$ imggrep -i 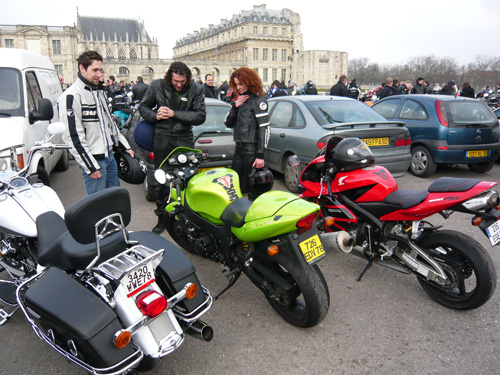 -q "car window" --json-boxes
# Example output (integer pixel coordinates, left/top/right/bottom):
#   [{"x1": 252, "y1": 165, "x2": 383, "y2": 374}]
[
  {"x1": 269, "y1": 101, "x2": 294, "y2": 128},
  {"x1": 294, "y1": 106, "x2": 306, "y2": 128},
  {"x1": 26, "y1": 71, "x2": 43, "y2": 112},
  {"x1": 399, "y1": 99, "x2": 428, "y2": 120},
  {"x1": 305, "y1": 100, "x2": 386, "y2": 125},
  {"x1": 193, "y1": 105, "x2": 232, "y2": 136},
  {"x1": 0, "y1": 68, "x2": 23, "y2": 115},
  {"x1": 372, "y1": 99, "x2": 400, "y2": 119},
  {"x1": 447, "y1": 101, "x2": 497, "y2": 126}
]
